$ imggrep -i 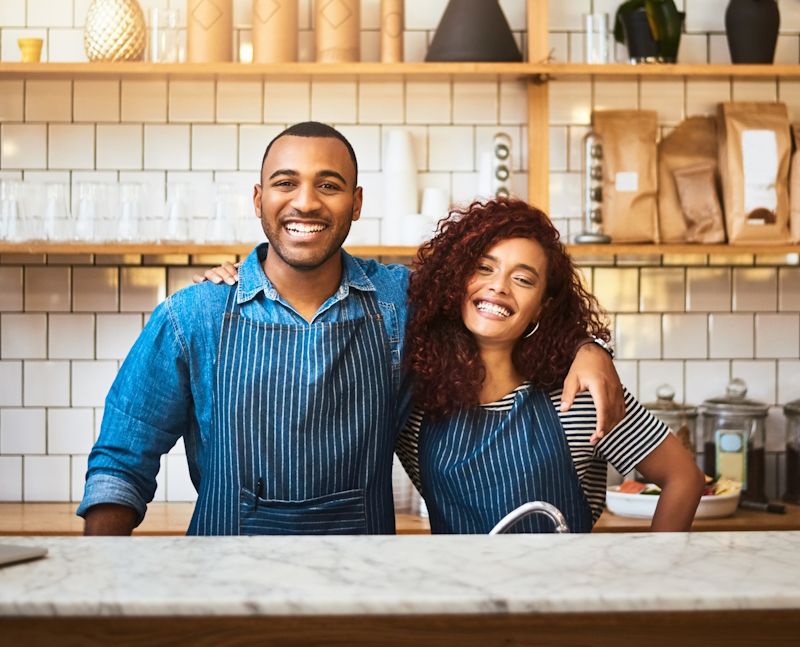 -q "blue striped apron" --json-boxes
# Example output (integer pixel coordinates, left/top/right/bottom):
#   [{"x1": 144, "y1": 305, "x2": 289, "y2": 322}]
[
  {"x1": 418, "y1": 387, "x2": 593, "y2": 534},
  {"x1": 188, "y1": 284, "x2": 397, "y2": 535}
]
